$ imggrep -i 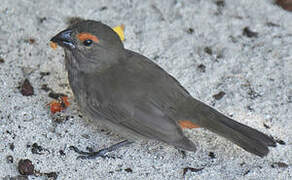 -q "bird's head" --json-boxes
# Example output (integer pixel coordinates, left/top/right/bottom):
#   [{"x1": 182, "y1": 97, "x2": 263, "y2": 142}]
[{"x1": 51, "y1": 20, "x2": 125, "y2": 72}]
